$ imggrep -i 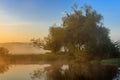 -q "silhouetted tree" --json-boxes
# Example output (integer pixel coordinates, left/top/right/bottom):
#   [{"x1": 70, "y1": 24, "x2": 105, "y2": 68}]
[
  {"x1": 44, "y1": 25, "x2": 64, "y2": 53},
  {"x1": 37, "y1": 5, "x2": 120, "y2": 58},
  {"x1": 31, "y1": 38, "x2": 44, "y2": 48},
  {"x1": 0, "y1": 47, "x2": 9, "y2": 56}
]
